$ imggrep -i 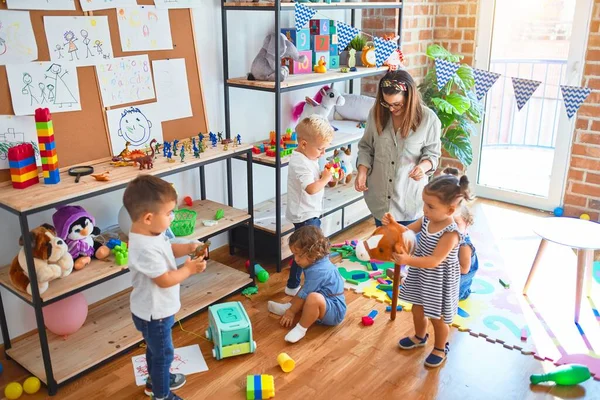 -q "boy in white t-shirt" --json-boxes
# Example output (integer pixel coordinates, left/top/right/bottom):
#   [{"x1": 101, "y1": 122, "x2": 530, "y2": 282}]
[
  {"x1": 123, "y1": 175, "x2": 206, "y2": 400},
  {"x1": 284, "y1": 115, "x2": 334, "y2": 295}
]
